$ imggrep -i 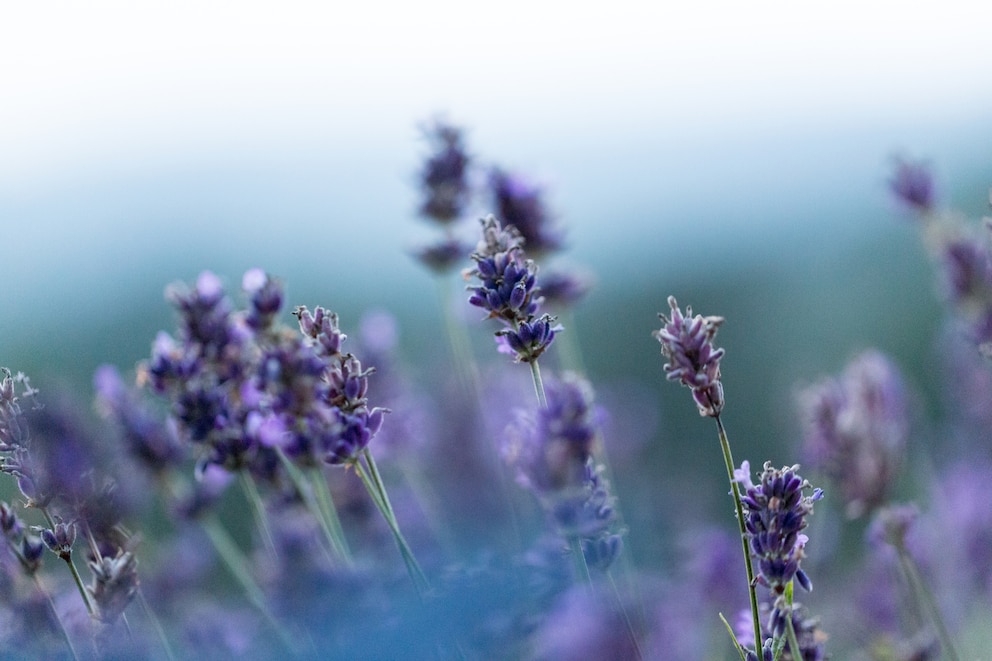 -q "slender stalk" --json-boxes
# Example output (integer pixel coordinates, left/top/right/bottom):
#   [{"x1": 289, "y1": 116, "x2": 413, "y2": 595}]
[
  {"x1": 272, "y1": 446, "x2": 350, "y2": 564},
  {"x1": 607, "y1": 569, "x2": 643, "y2": 661},
  {"x1": 713, "y1": 413, "x2": 763, "y2": 659},
  {"x1": 200, "y1": 514, "x2": 299, "y2": 655},
  {"x1": 529, "y1": 358, "x2": 548, "y2": 408},
  {"x1": 567, "y1": 535, "x2": 592, "y2": 586},
  {"x1": 555, "y1": 308, "x2": 587, "y2": 375},
  {"x1": 307, "y1": 466, "x2": 352, "y2": 562},
  {"x1": 238, "y1": 472, "x2": 277, "y2": 557},
  {"x1": 31, "y1": 573, "x2": 81, "y2": 661},
  {"x1": 437, "y1": 276, "x2": 481, "y2": 392},
  {"x1": 40, "y1": 508, "x2": 95, "y2": 617},
  {"x1": 137, "y1": 587, "x2": 177, "y2": 661},
  {"x1": 784, "y1": 609, "x2": 803, "y2": 661},
  {"x1": 354, "y1": 451, "x2": 429, "y2": 596},
  {"x1": 896, "y1": 544, "x2": 960, "y2": 661}
]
